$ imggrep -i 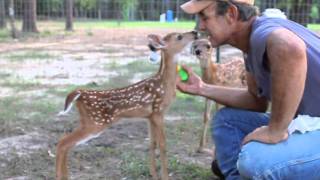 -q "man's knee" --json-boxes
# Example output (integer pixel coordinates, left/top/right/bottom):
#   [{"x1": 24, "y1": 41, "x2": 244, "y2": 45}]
[
  {"x1": 237, "y1": 150, "x2": 256, "y2": 178},
  {"x1": 237, "y1": 142, "x2": 268, "y2": 179},
  {"x1": 212, "y1": 107, "x2": 239, "y2": 128}
]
